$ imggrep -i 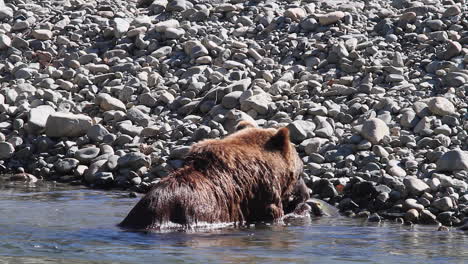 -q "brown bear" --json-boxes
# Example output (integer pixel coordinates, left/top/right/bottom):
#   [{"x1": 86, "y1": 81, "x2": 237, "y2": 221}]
[{"x1": 119, "y1": 121, "x2": 309, "y2": 230}]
